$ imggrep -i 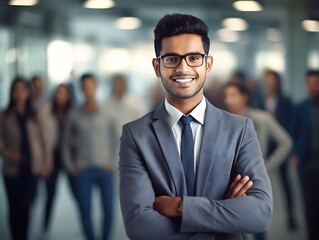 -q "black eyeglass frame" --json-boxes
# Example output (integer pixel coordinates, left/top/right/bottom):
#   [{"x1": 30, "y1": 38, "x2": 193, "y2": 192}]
[{"x1": 157, "y1": 53, "x2": 208, "y2": 68}]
